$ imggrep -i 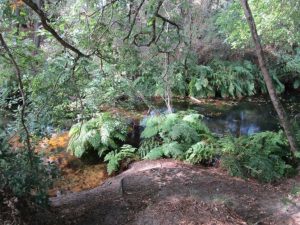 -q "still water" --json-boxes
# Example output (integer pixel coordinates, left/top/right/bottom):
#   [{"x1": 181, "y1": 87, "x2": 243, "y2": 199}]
[{"x1": 138, "y1": 93, "x2": 300, "y2": 138}]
